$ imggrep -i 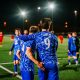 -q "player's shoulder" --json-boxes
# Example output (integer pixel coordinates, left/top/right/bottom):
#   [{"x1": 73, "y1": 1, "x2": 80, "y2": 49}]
[{"x1": 26, "y1": 40, "x2": 34, "y2": 45}]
